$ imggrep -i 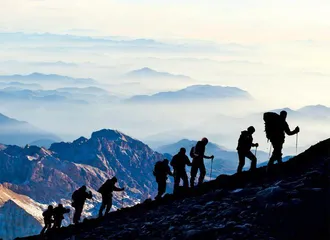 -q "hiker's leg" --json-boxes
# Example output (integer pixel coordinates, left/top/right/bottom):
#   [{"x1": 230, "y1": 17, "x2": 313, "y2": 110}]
[
  {"x1": 190, "y1": 164, "x2": 198, "y2": 187},
  {"x1": 173, "y1": 172, "x2": 180, "y2": 193},
  {"x1": 105, "y1": 197, "x2": 112, "y2": 214},
  {"x1": 272, "y1": 141, "x2": 283, "y2": 164},
  {"x1": 277, "y1": 142, "x2": 284, "y2": 163},
  {"x1": 40, "y1": 223, "x2": 48, "y2": 235},
  {"x1": 182, "y1": 171, "x2": 189, "y2": 188},
  {"x1": 198, "y1": 163, "x2": 206, "y2": 185},
  {"x1": 246, "y1": 151, "x2": 257, "y2": 171},
  {"x1": 267, "y1": 141, "x2": 277, "y2": 167},
  {"x1": 237, "y1": 151, "x2": 246, "y2": 173},
  {"x1": 98, "y1": 195, "x2": 106, "y2": 217}
]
